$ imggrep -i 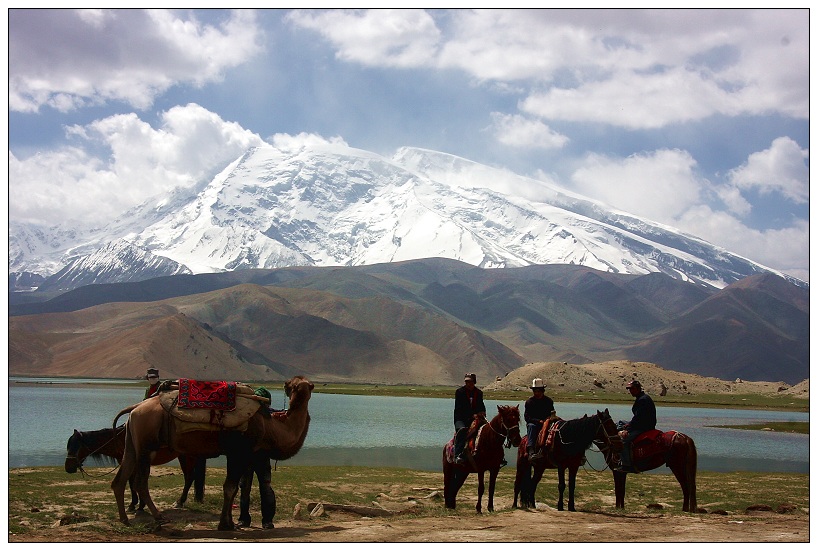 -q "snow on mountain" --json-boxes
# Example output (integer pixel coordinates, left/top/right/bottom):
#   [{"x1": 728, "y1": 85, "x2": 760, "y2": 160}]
[
  {"x1": 9, "y1": 142, "x2": 803, "y2": 293},
  {"x1": 37, "y1": 239, "x2": 191, "y2": 292}
]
